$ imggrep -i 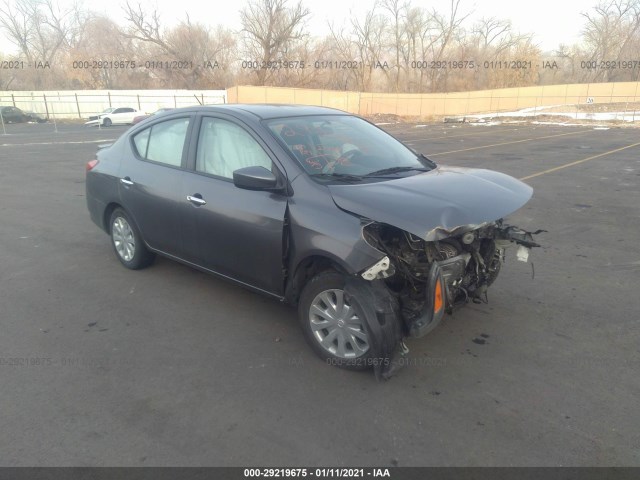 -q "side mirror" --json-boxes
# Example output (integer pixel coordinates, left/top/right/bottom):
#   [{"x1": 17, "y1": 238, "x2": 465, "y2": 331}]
[{"x1": 233, "y1": 166, "x2": 279, "y2": 191}]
